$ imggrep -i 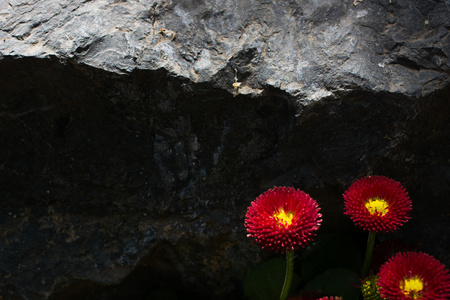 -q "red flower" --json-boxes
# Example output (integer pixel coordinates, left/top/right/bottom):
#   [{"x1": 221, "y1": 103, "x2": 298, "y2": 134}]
[
  {"x1": 377, "y1": 251, "x2": 450, "y2": 300},
  {"x1": 343, "y1": 176, "x2": 412, "y2": 232},
  {"x1": 245, "y1": 186, "x2": 322, "y2": 253},
  {"x1": 371, "y1": 240, "x2": 415, "y2": 274}
]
